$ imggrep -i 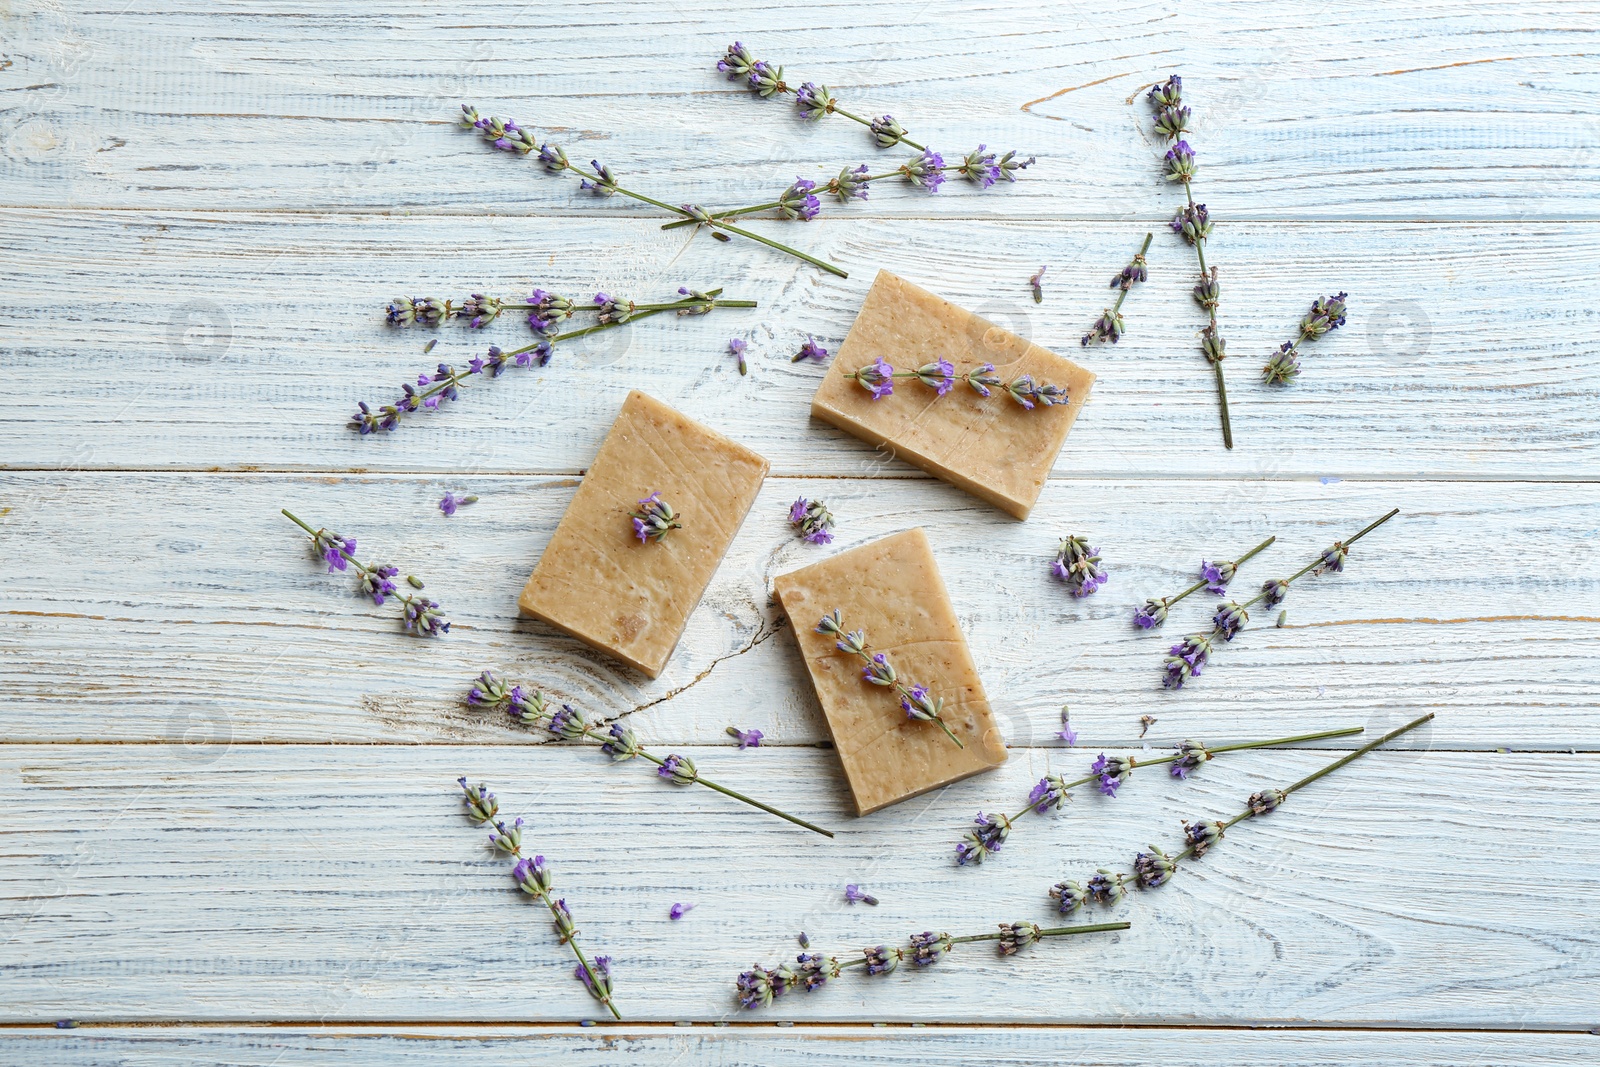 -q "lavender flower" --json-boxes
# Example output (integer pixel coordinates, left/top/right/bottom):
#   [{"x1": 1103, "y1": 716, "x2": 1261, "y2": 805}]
[
  {"x1": 1162, "y1": 632, "x2": 1212, "y2": 689},
  {"x1": 831, "y1": 163, "x2": 871, "y2": 201},
  {"x1": 658, "y1": 753, "x2": 699, "y2": 785},
  {"x1": 788, "y1": 497, "x2": 836, "y2": 544},
  {"x1": 795, "y1": 82, "x2": 834, "y2": 120},
  {"x1": 1029, "y1": 775, "x2": 1071, "y2": 813},
  {"x1": 862, "y1": 945, "x2": 899, "y2": 975},
  {"x1": 819, "y1": 611, "x2": 965, "y2": 748},
  {"x1": 1200, "y1": 559, "x2": 1235, "y2": 594},
  {"x1": 575, "y1": 956, "x2": 614, "y2": 1006},
  {"x1": 1260, "y1": 577, "x2": 1290, "y2": 607},
  {"x1": 1262, "y1": 293, "x2": 1348, "y2": 385},
  {"x1": 844, "y1": 884, "x2": 879, "y2": 906},
  {"x1": 1169, "y1": 739, "x2": 1211, "y2": 779},
  {"x1": 997, "y1": 921, "x2": 1042, "y2": 955},
  {"x1": 670, "y1": 902, "x2": 696, "y2": 920},
  {"x1": 284, "y1": 510, "x2": 448, "y2": 637},
  {"x1": 1135, "y1": 598, "x2": 1169, "y2": 629},
  {"x1": 1183, "y1": 818, "x2": 1225, "y2": 857},
  {"x1": 911, "y1": 358, "x2": 956, "y2": 395},
  {"x1": 1249, "y1": 787, "x2": 1287, "y2": 814},
  {"x1": 726, "y1": 726, "x2": 765, "y2": 749},
  {"x1": 1056, "y1": 706, "x2": 1078, "y2": 745},
  {"x1": 1050, "y1": 879, "x2": 1089, "y2": 915},
  {"x1": 909, "y1": 931, "x2": 952, "y2": 966},
  {"x1": 1030, "y1": 265, "x2": 1047, "y2": 303},
  {"x1": 439, "y1": 492, "x2": 477, "y2": 517},
  {"x1": 1133, "y1": 845, "x2": 1178, "y2": 889},
  {"x1": 458, "y1": 777, "x2": 498, "y2": 823},
  {"x1": 902, "y1": 148, "x2": 946, "y2": 192},
  {"x1": 1087, "y1": 870, "x2": 1128, "y2": 906},
  {"x1": 793, "y1": 336, "x2": 830, "y2": 363},
  {"x1": 735, "y1": 966, "x2": 779, "y2": 1009},
  {"x1": 1212, "y1": 600, "x2": 1249, "y2": 640},
  {"x1": 1050, "y1": 535, "x2": 1106, "y2": 597},
  {"x1": 796, "y1": 952, "x2": 840, "y2": 991},
  {"x1": 1262, "y1": 342, "x2": 1301, "y2": 385},
  {"x1": 1083, "y1": 307, "x2": 1124, "y2": 345},
  {"x1": 1163, "y1": 140, "x2": 1197, "y2": 183},
  {"x1": 849, "y1": 357, "x2": 895, "y2": 399},
  {"x1": 958, "y1": 144, "x2": 1000, "y2": 187},
  {"x1": 1171, "y1": 203, "x2": 1212, "y2": 244},
  {"x1": 777, "y1": 178, "x2": 821, "y2": 221},
  {"x1": 717, "y1": 42, "x2": 756, "y2": 79},
  {"x1": 488, "y1": 816, "x2": 523, "y2": 854},
  {"x1": 956, "y1": 811, "x2": 1011, "y2": 865},
  {"x1": 728, "y1": 337, "x2": 748, "y2": 375},
  {"x1": 870, "y1": 114, "x2": 908, "y2": 148},
  {"x1": 579, "y1": 160, "x2": 619, "y2": 196},
  {"x1": 1091, "y1": 753, "x2": 1133, "y2": 797},
  {"x1": 1006, "y1": 374, "x2": 1069, "y2": 409},
  {"x1": 630, "y1": 491, "x2": 682, "y2": 543},
  {"x1": 1082, "y1": 233, "x2": 1153, "y2": 346},
  {"x1": 600, "y1": 722, "x2": 641, "y2": 761}
]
